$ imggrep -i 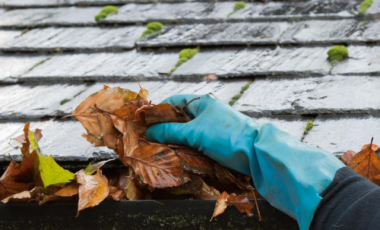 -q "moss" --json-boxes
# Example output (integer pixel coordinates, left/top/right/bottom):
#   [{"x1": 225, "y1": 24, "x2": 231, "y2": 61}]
[
  {"x1": 95, "y1": 5, "x2": 118, "y2": 21},
  {"x1": 169, "y1": 48, "x2": 199, "y2": 75},
  {"x1": 229, "y1": 1, "x2": 246, "y2": 16},
  {"x1": 229, "y1": 81, "x2": 253, "y2": 106},
  {"x1": 141, "y1": 22, "x2": 164, "y2": 38},
  {"x1": 60, "y1": 98, "x2": 71, "y2": 105},
  {"x1": 303, "y1": 121, "x2": 314, "y2": 135},
  {"x1": 28, "y1": 56, "x2": 53, "y2": 71},
  {"x1": 358, "y1": 0, "x2": 373, "y2": 16},
  {"x1": 327, "y1": 45, "x2": 349, "y2": 66}
]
